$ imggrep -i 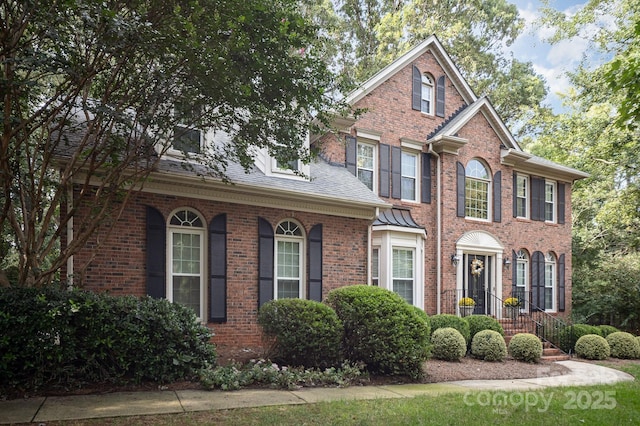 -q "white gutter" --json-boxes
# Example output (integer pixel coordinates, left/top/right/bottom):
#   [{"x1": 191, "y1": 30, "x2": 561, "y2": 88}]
[{"x1": 428, "y1": 143, "x2": 442, "y2": 314}]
